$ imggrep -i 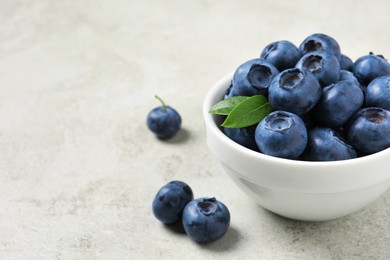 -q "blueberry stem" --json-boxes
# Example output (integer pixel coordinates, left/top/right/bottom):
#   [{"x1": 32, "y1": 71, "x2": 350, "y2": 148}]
[{"x1": 155, "y1": 95, "x2": 167, "y2": 113}]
